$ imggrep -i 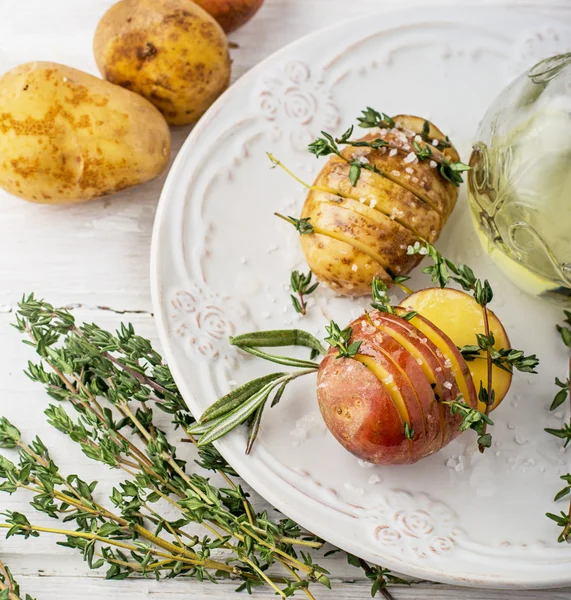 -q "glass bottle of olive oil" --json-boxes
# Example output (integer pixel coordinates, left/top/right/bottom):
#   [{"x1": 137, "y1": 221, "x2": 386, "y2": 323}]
[{"x1": 468, "y1": 54, "x2": 571, "y2": 306}]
